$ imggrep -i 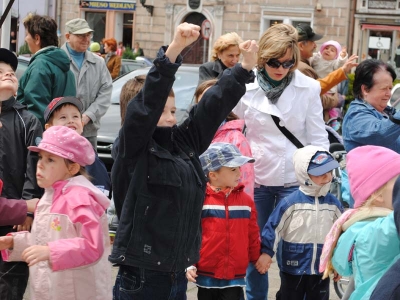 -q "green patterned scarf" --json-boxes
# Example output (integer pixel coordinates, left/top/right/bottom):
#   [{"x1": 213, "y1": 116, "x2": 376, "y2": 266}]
[{"x1": 257, "y1": 69, "x2": 293, "y2": 104}]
